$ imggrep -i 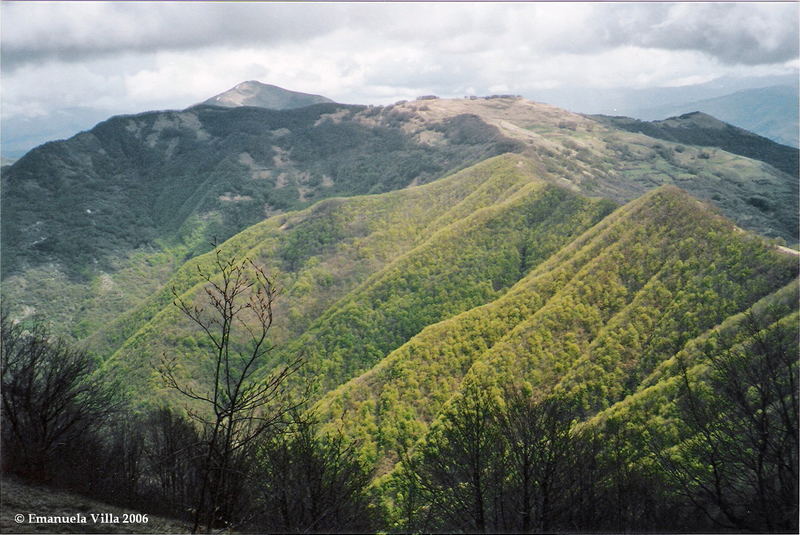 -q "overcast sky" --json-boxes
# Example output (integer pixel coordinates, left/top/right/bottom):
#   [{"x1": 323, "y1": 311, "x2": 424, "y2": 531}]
[{"x1": 2, "y1": 1, "x2": 798, "y2": 122}]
